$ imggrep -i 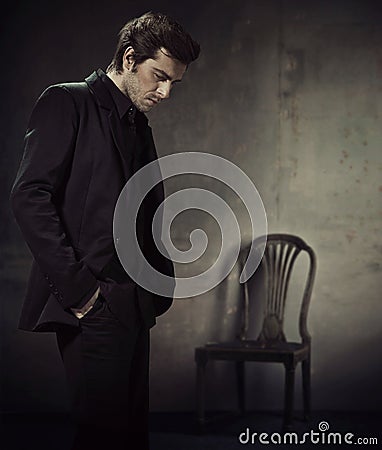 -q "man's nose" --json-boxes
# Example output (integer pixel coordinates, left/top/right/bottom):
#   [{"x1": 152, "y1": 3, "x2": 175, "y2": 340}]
[{"x1": 157, "y1": 81, "x2": 171, "y2": 99}]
